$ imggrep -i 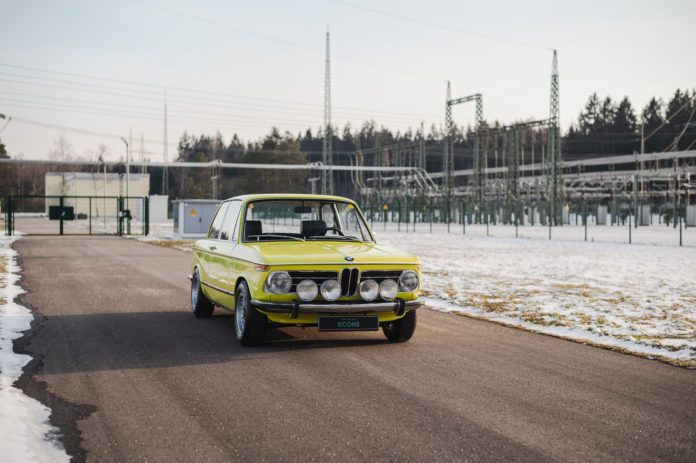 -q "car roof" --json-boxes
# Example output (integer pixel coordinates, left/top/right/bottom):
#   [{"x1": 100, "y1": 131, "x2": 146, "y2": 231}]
[{"x1": 223, "y1": 193, "x2": 357, "y2": 203}]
